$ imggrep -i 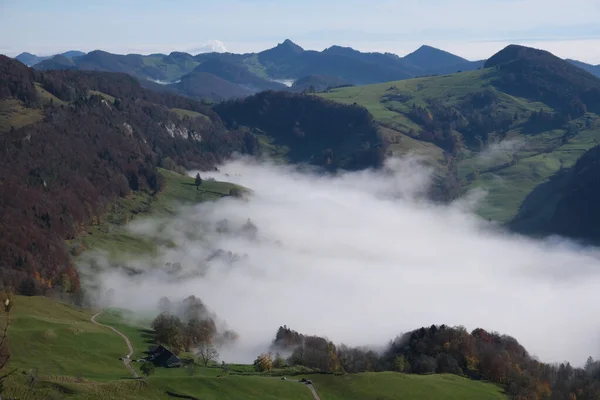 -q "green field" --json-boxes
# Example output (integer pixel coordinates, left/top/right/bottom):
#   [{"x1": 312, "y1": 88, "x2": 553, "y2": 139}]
[
  {"x1": 71, "y1": 168, "x2": 241, "y2": 259},
  {"x1": 320, "y1": 71, "x2": 600, "y2": 222},
  {"x1": 0, "y1": 98, "x2": 44, "y2": 133},
  {"x1": 311, "y1": 372, "x2": 506, "y2": 400},
  {"x1": 170, "y1": 107, "x2": 209, "y2": 120},
  {"x1": 3, "y1": 296, "x2": 507, "y2": 399},
  {"x1": 8, "y1": 296, "x2": 129, "y2": 381}
]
